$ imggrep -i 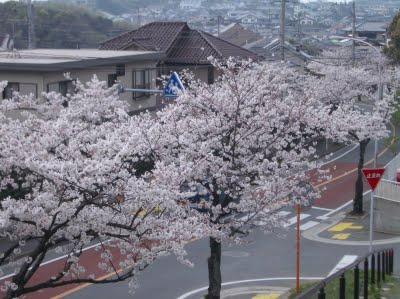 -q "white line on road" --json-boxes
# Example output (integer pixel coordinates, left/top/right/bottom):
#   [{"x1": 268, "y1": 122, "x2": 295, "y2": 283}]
[
  {"x1": 299, "y1": 221, "x2": 320, "y2": 231},
  {"x1": 176, "y1": 277, "x2": 325, "y2": 299},
  {"x1": 328, "y1": 255, "x2": 358, "y2": 276},
  {"x1": 320, "y1": 144, "x2": 358, "y2": 166},
  {"x1": 284, "y1": 214, "x2": 310, "y2": 227},
  {"x1": 276, "y1": 211, "x2": 291, "y2": 217},
  {"x1": 0, "y1": 241, "x2": 106, "y2": 281},
  {"x1": 320, "y1": 190, "x2": 371, "y2": 219},
  {"x1": 311, "y1": 206, "x2": 333, "y2": 212}
]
